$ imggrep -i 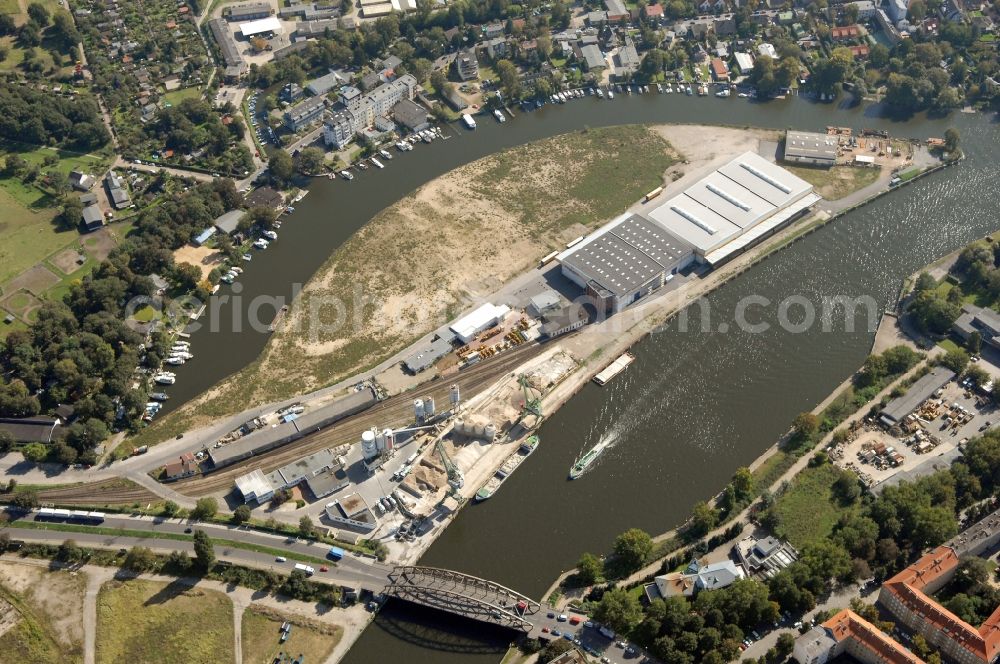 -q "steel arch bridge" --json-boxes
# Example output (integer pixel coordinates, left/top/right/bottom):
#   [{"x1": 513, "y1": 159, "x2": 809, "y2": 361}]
[{"x1": 384, "y1": 566, "x2": 541, "y2": 630}]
